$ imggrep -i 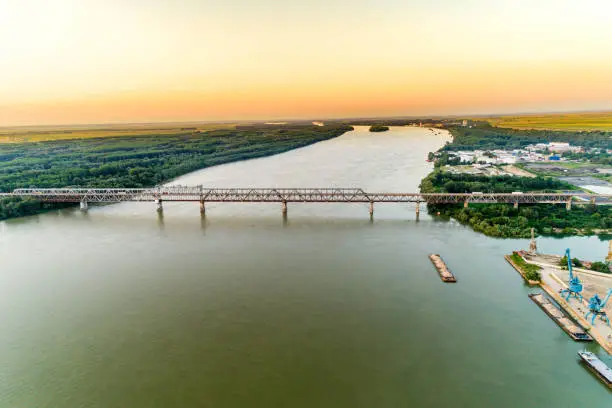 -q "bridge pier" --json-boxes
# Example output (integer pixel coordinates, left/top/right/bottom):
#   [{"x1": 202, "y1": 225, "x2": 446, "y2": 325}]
[
  {"x1": 566, "y1": 198, "x2": 572, "y2": 211},
  {"x1": 281, "y1": 200, "x2": 287, "y2": 215},
  {"x1": 155, "y1": 198, "x2": 163, "y2": 212},
  {"x1": 415, "y1": 201, "x2": 420, "y2": 216},
  {"x1": 464, "y1": 200, "x2": 468, "y2": 208},
  {"x1": 369, "y1": 201, "x2": 374, "y2": 217},
  {"x1": 200, "y1": 200, "x2": 205, "y2": 215},
  {"x1": 513, "y1": 201, "x2": 519, "y2": 209},
  {"x1": 80, "y1": 200, "x2": 88, "y2": 211}
]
